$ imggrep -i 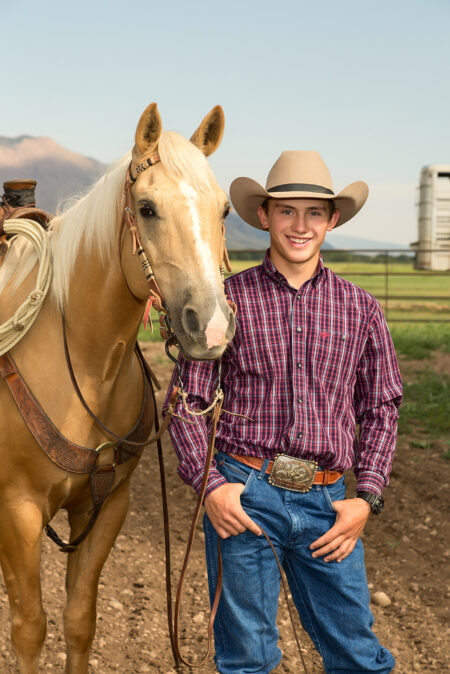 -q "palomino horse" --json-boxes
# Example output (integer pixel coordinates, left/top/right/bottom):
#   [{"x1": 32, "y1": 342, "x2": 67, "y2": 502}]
[{"x1": 0, "y1": 102, "x2": 235, "y2": 673}]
